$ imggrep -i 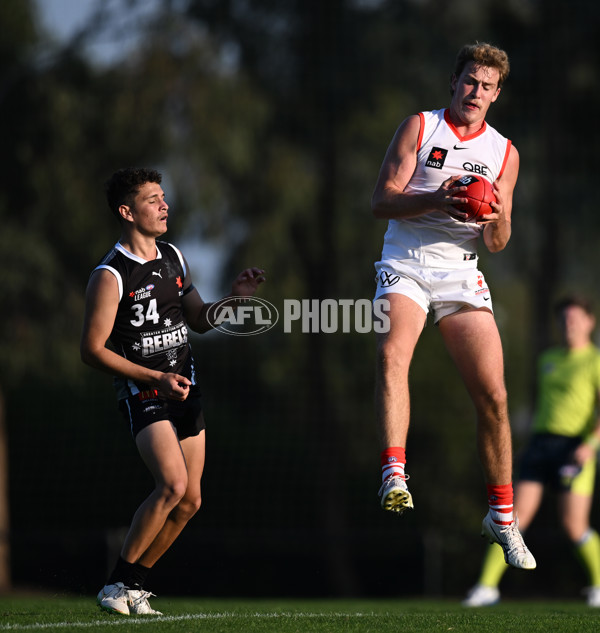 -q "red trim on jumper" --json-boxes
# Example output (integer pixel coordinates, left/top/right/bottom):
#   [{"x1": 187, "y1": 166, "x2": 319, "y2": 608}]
[
  {"x1": 498, "y1": 139, "x2": 512, "y2": 179},
  {"x1": 416, "y1": 112, "x2": 425, "y2": 152},
  {"x1": 443, "y1": 108, "x2": 487, "y2": 142}
]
